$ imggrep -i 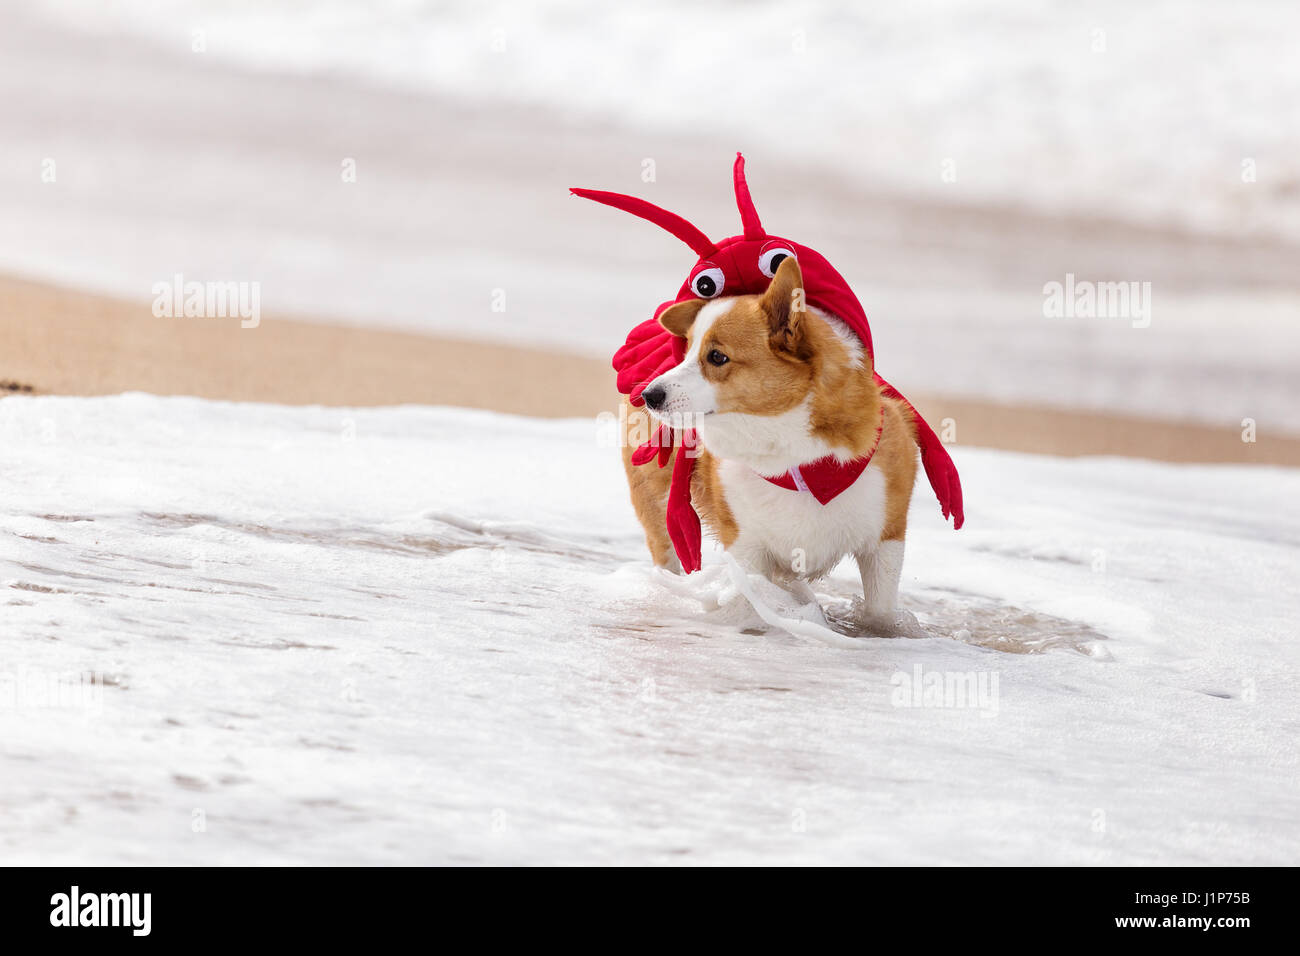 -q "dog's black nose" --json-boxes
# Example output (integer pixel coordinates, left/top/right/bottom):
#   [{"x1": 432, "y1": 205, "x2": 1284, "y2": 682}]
[{"x1": 642, "y1": 385, "x2": 667, "y2": 410}]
